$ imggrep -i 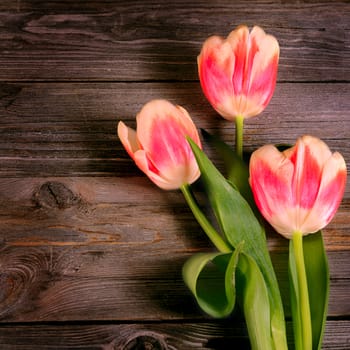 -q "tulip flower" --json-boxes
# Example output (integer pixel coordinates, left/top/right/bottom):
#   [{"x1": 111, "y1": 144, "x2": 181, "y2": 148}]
[
  {"x1": 250, "y1": 135, "x2": 346, "y2": 350},
  {"x1": 117, "y1": 99, "x2": 201, "y2": 190},
  {"x1": 198, "y1": 25, "x2": 279, "y2": 158},
  {"x1": 249, "y1": 135, "x2": 347, "y2": 239},
  {"x1": 198, "y1": 25, "x2": 279, "y2": 121}
]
